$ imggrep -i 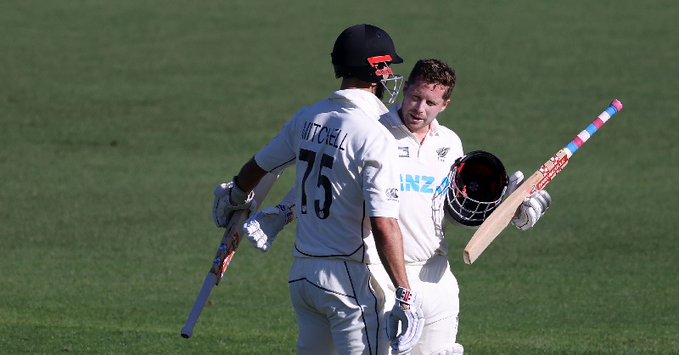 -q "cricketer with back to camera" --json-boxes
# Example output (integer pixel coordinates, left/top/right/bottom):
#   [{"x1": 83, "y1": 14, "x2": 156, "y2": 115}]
[
  {"x1": 210, "y1": 23, "x2": 424, "y2": 355},
  {"x1": 244, "y1": 58, "x2": 553, "y2": 354}
]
